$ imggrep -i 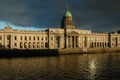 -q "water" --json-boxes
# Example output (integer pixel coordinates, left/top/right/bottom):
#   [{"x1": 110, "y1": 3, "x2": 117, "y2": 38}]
[{"x1": 0, "y1": 53, "x2": 120, "y2": 80}]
